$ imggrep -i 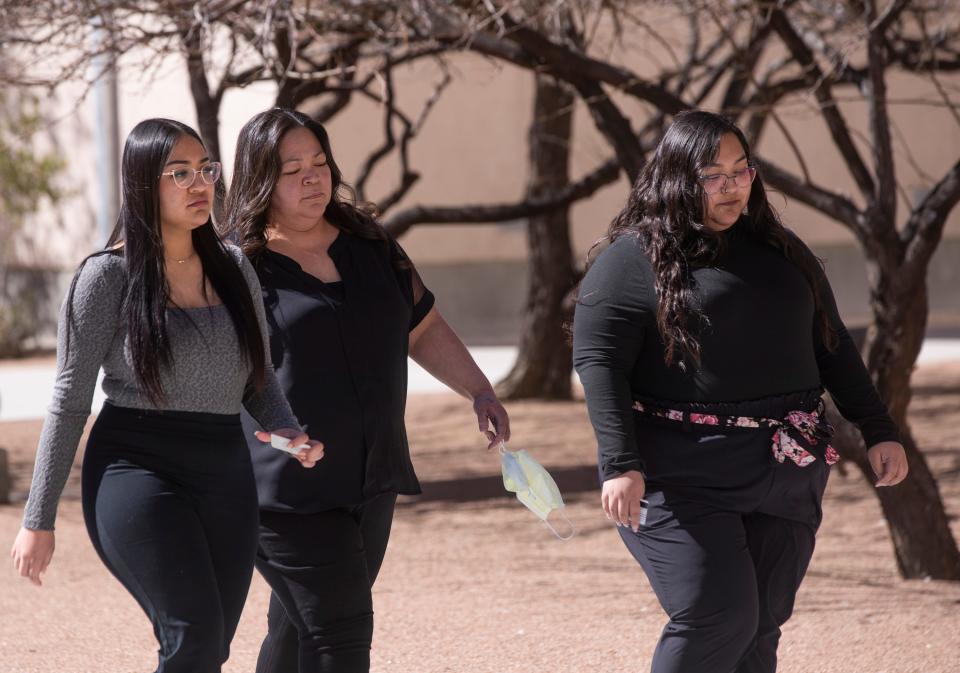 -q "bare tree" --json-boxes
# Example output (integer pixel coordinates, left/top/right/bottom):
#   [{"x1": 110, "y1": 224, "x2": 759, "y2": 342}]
[
  {"x1": 496, "y1": 72, "x2": 579, "y2": 400},
  {"x1": 4, "y1": 0, "x2": 959, "y2": 578},
  {"x1": 402, "y1": 0, "x2": 960, "y2": 579},
  {"x1": 229, "y1": 0, "x2": 960, "y2": 577}
]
